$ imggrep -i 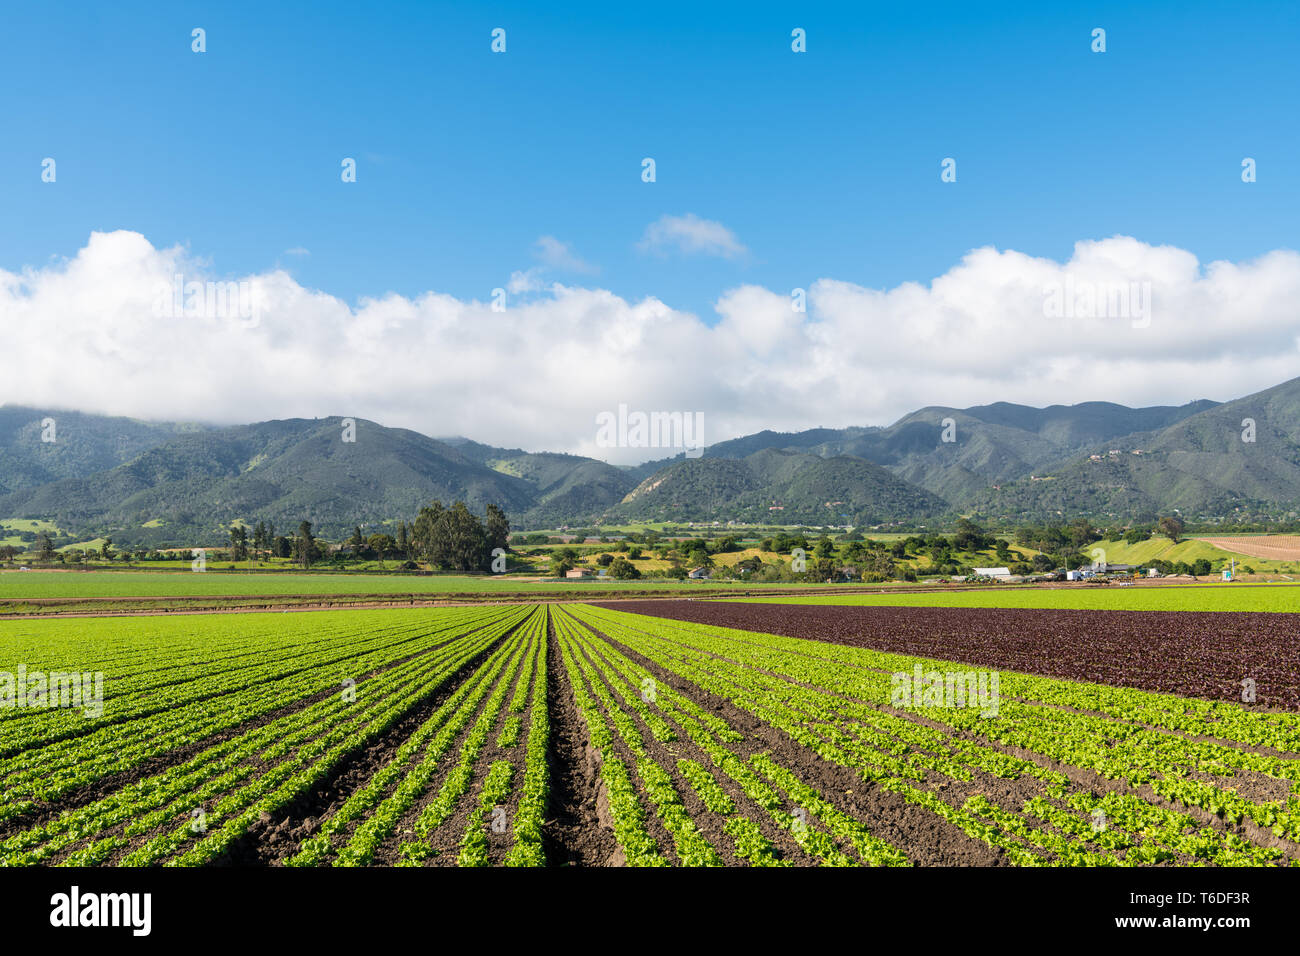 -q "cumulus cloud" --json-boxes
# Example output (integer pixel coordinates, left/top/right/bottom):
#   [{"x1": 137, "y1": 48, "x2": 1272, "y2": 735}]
[
  {"x1": 2, "y1": 231, "x2": 1299, "y2": 464},
  {"x1": 638, "y1": 213, "x2": 748, "y2": 260}
]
